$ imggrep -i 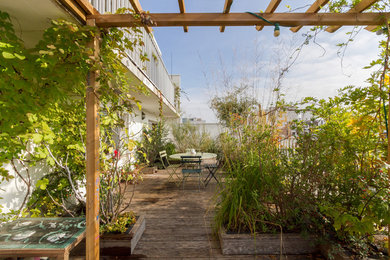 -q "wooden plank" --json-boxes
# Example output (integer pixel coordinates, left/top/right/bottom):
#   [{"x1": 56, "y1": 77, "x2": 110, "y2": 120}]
[
  {"x1": 256, "y1": 0, "x2": 282, "y2": 31},
  {"x1": 90, "y1": 12, "x2": 390, "y2": 28},
  {"x1": 57, "y1": 0, "x2": 87, "y2": 23},
  {"x1": 290, "y1": 0, "x2": 330, "y2": 32},
  {"x1": 128, "y1": 0, "x2": 152, "y2": 33},
  {"x1": 86, "y1": 18, "x2": 100, "y2": 260},
  {"x1": 220, "y1": 0, "x2": 234, "y2": 32},
  {"x1": 73, "y1": 0, "x2": 99, "y2": 15},
  {"x1": 326, "y1": 0, "x2": 378, "y2": 33},
  {"x1": 365, "y1": 25, "x2": 377, "y2": 31},
  {"x1": 178, "y1": 0, "x2": 188, "y2": 32}
]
